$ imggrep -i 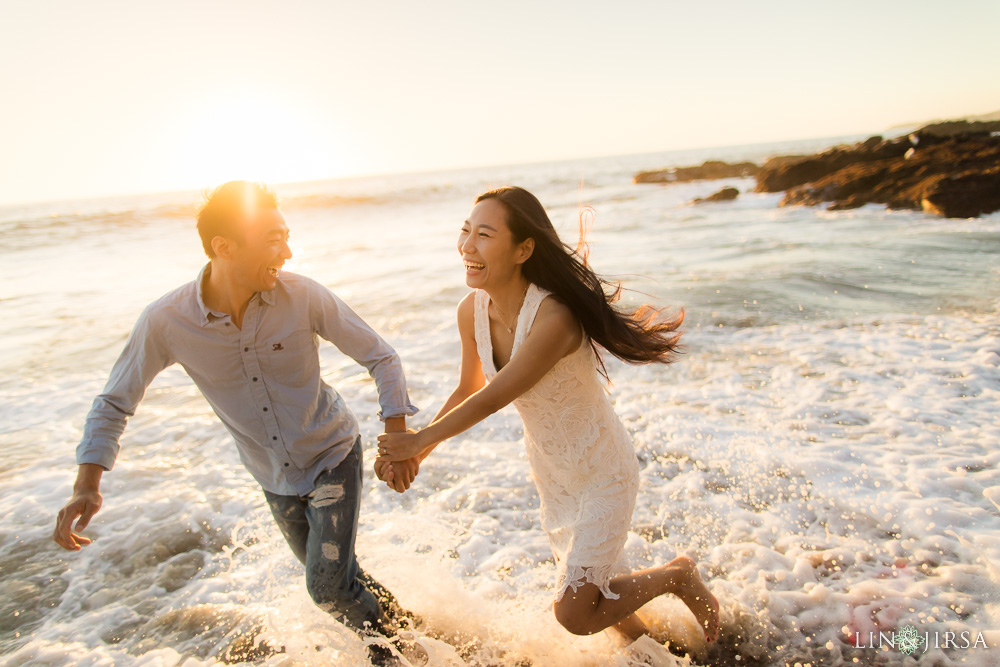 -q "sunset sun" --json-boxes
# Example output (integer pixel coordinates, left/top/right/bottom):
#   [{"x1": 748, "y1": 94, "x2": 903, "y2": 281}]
[{"x1": 173, "y1": 90, "x2": 352, "y2": 188}]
